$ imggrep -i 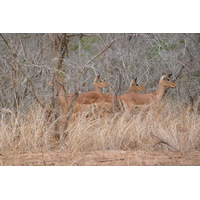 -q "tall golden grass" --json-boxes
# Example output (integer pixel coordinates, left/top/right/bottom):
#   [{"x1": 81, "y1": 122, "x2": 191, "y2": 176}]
[{"x1": 0, "y1": 101, "x2": 199, "y2": 153}]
